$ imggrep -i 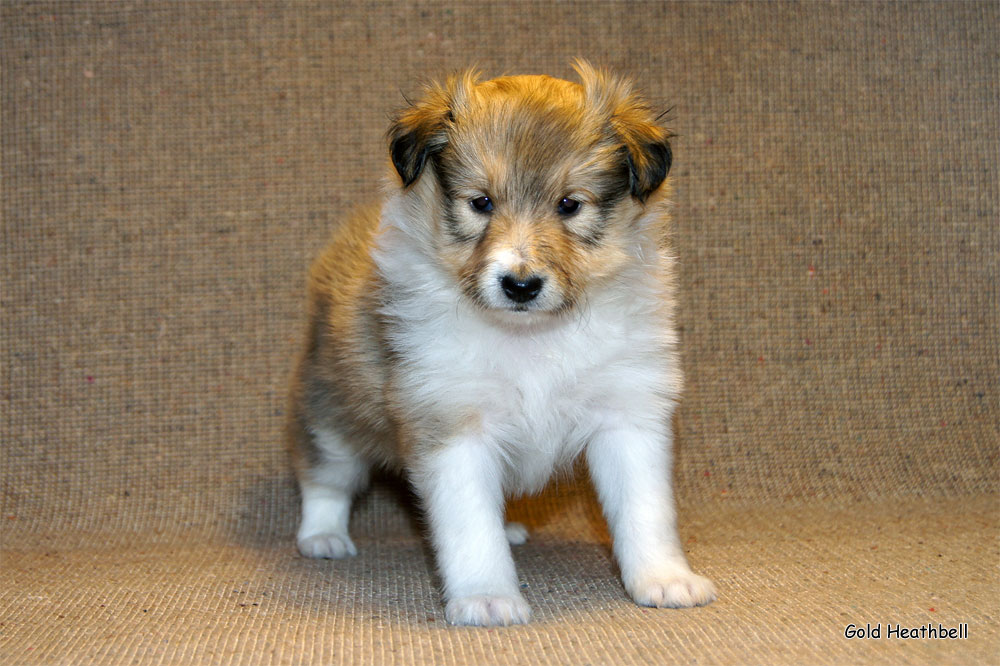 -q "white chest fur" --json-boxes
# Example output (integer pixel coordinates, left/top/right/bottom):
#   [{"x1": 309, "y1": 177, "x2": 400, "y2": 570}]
[
  {"x1": 374, "y1": 198, "x2": 679, "y2": 494},
  {"x1": 383, "y1": 271, "x2": 674, "y2": 494}
]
